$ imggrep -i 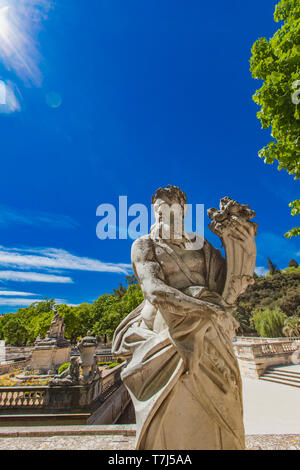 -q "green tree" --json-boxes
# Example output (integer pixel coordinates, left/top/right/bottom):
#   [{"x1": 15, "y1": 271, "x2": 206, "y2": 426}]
[
  {"x1": 289, "y1": 258, "x2": 299, "y2": 268},
  {"x1": 0, "y1": 276, "x2": 143, "y2": 345},
  {"x1": 3, "y1": 317, "x2": 28, "y2": 345},
  {"x1": 282, "y1": 315, "x2": 300, "y2": 336},
  {"x1": 233, "y1": 302, "x2": 256, "y2": 334},
  {"x1": 58, "y1": 303, "x2": 94, "y2": 342},
  {"x1": 250, "y1": 0, "x2": 300, "y2": 237},
  {"x1": 251, "y1": 307, "x2": 287, "y2": 337},
  {"x1": 92, "y1": 280, "x2": 143, "y2": 340},
  {"x1": 267, "y1": 257, "x2": 279, "y2": 275}
]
